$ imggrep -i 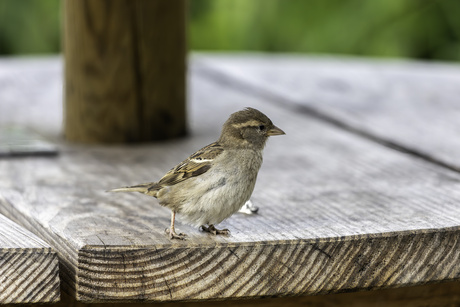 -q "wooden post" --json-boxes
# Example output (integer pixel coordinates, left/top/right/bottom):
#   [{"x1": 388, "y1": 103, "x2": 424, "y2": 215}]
[{"x1": 63, "y1": 0, "x2": 187, "y2": 143}]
